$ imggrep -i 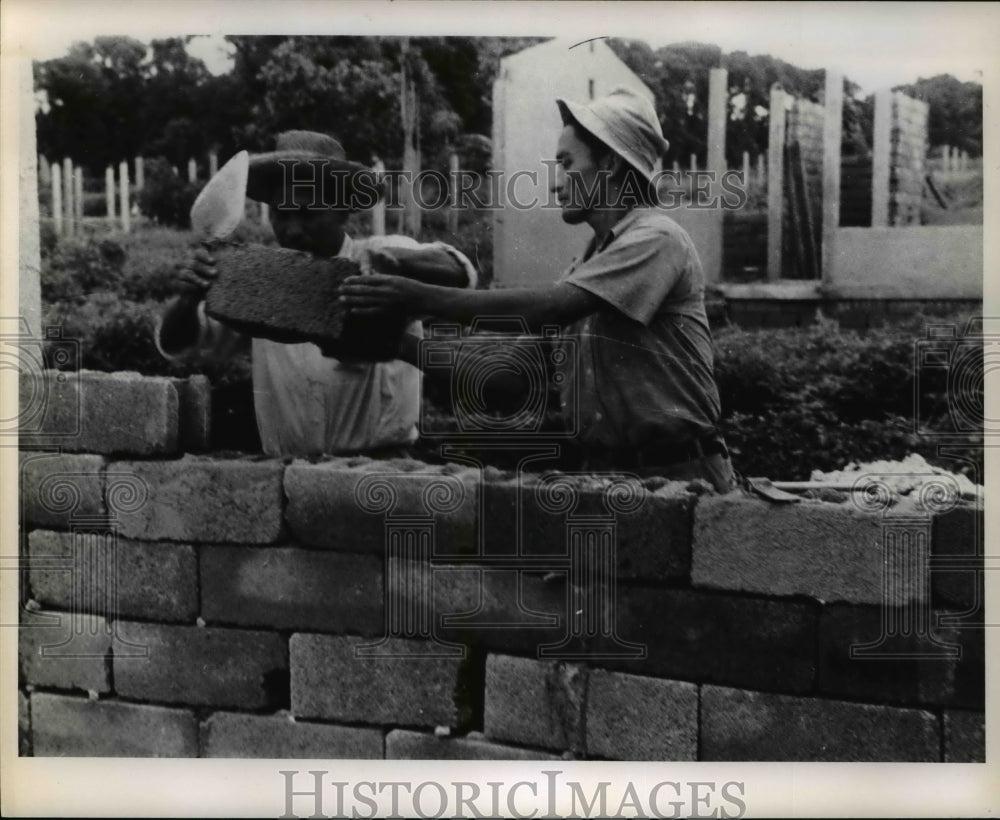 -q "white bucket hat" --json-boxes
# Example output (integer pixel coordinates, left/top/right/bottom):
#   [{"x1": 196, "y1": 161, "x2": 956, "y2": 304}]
[{"x1": 556, "y1": 86, "x2": 670, "y2": 184}]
